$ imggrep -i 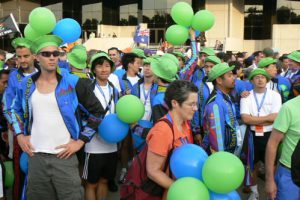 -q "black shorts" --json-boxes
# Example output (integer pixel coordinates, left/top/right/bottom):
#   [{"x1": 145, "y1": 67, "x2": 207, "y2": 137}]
[
  {"x1": 82, "y1": 152, "x2": 118, "y2": 184},
  {"x1": 252, "y1": 131, "x2": 271, "y2": 164}
]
